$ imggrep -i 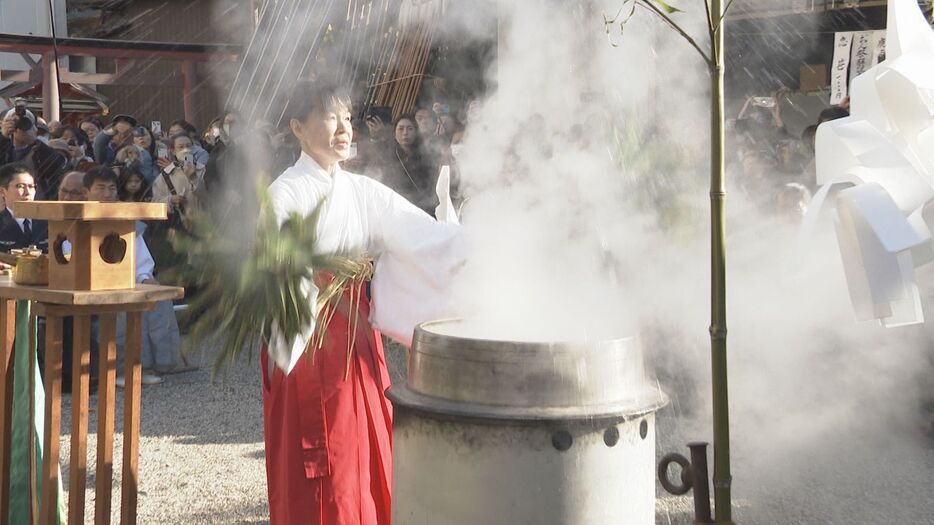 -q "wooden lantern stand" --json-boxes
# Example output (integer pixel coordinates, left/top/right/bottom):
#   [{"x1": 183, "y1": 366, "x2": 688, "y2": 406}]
[{"x1": 0, "y1": 202, "x2": 184, "y2": 524}]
